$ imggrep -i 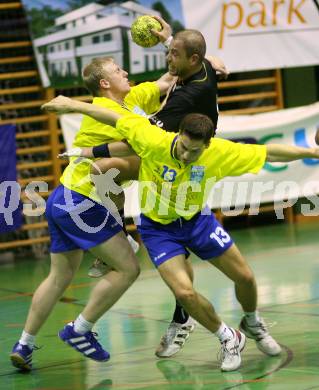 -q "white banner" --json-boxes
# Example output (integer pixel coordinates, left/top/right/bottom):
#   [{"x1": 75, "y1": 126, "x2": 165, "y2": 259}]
[
  {"x1": 181, "y1": 0, "x2": 319, "y2": 73},
  {"x1": 60, "y1": 102, "x2": 319, "y2": 217}
]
